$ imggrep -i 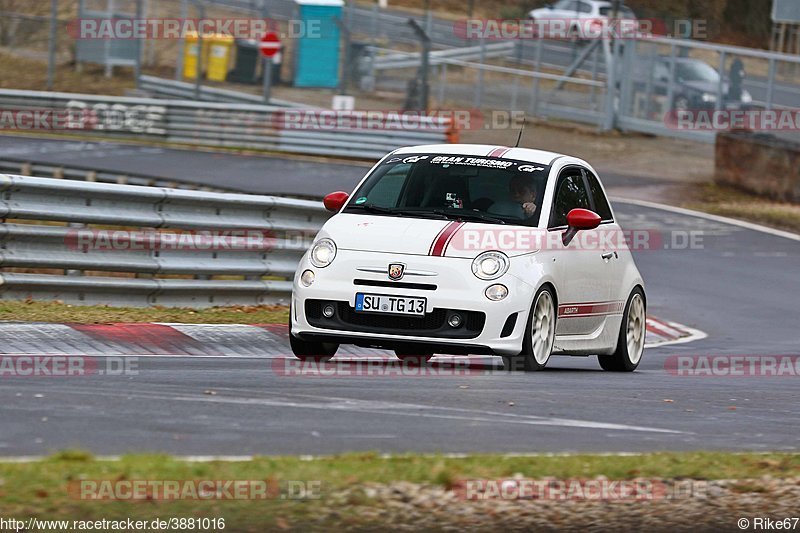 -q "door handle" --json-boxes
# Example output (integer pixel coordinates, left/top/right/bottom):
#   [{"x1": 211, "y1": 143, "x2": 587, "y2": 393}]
[{"x1": 601, "y1": 252, "x2": 614, "y2": 260}]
